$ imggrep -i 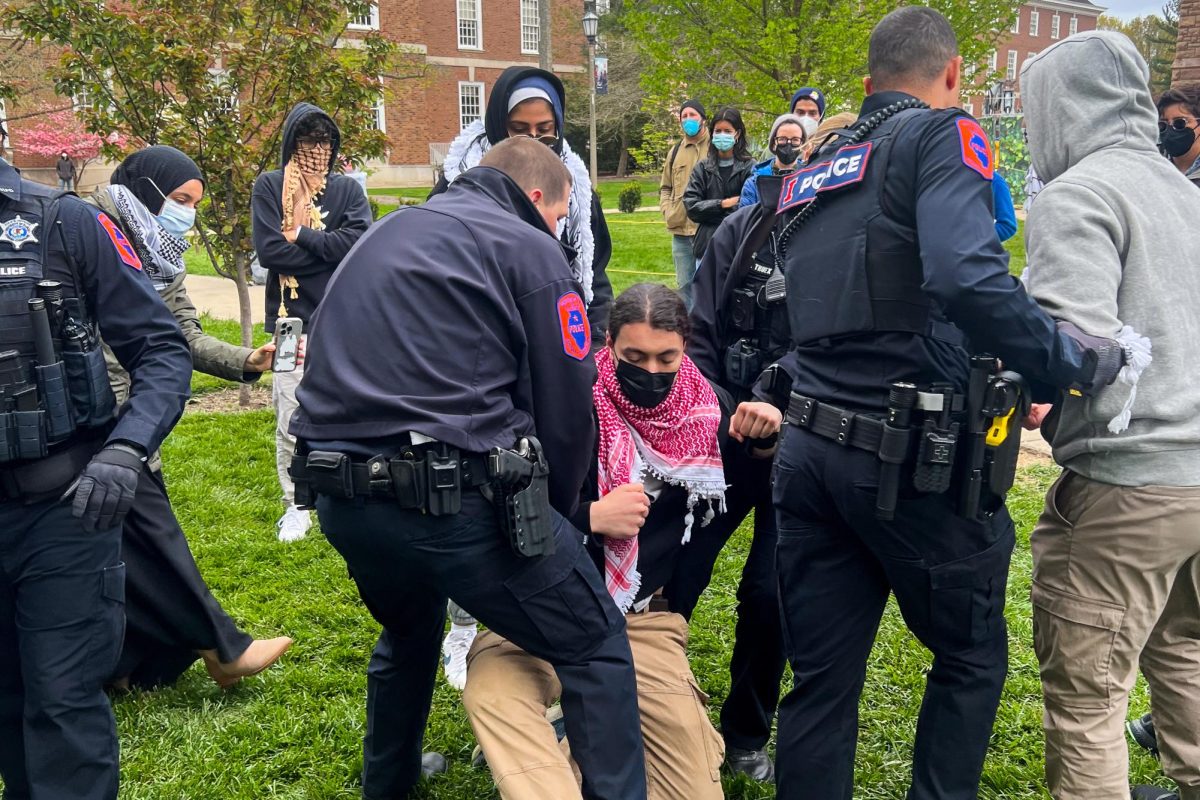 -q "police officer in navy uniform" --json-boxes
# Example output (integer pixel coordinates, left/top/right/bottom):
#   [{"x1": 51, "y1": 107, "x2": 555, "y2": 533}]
[
  {"x1": 0, "y1": 151, "x2": 191, "y2": 800},
  {"x1": 663, "y1": 174, "x2": 790, "y2": 781},
  {"x1": 765, "y1": 9, "x2": 1127, "y2": 799},
  {"x1": 288, "y1": 137, "x2": 645, "y2": 800}
]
